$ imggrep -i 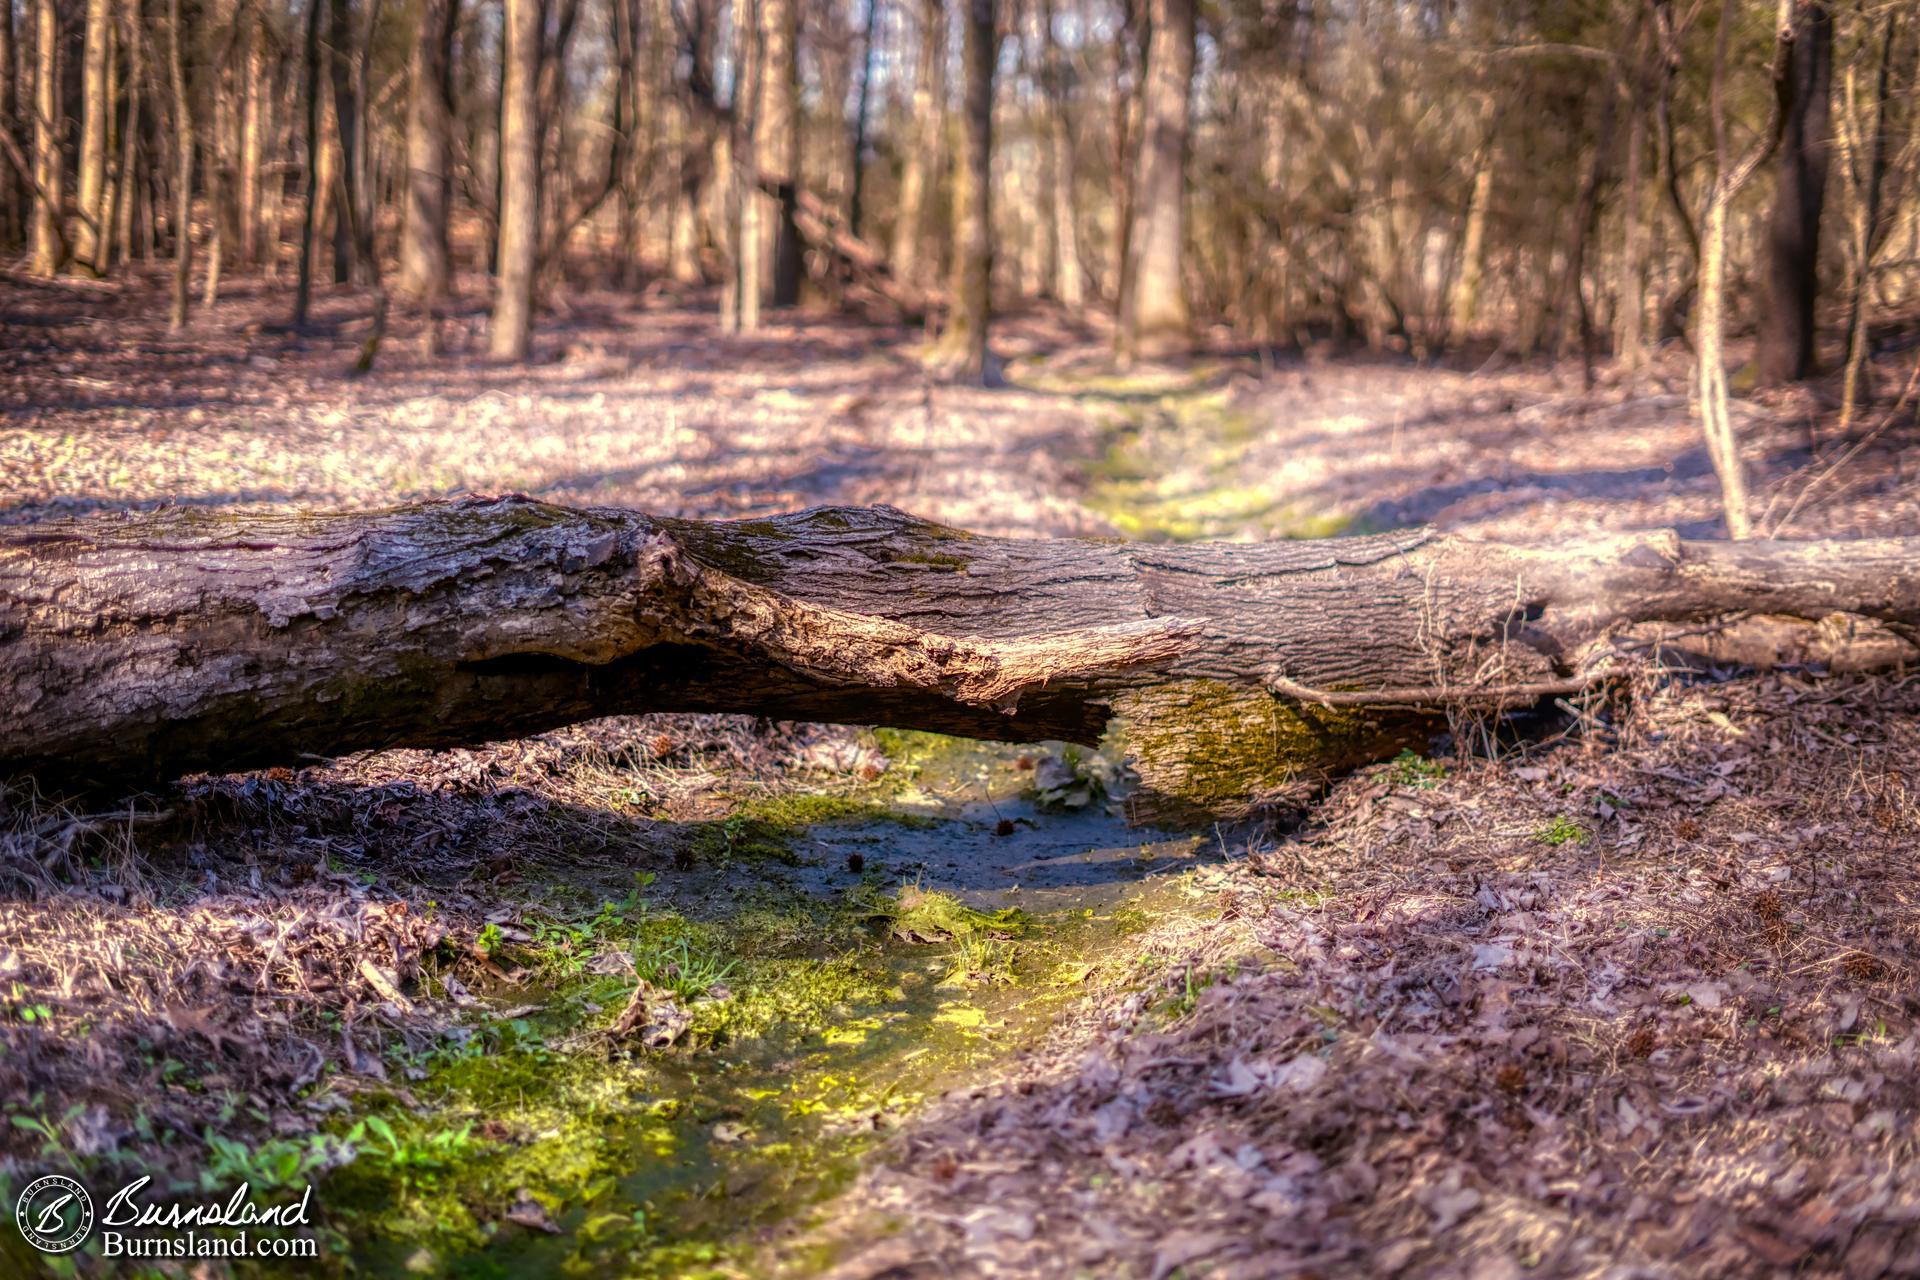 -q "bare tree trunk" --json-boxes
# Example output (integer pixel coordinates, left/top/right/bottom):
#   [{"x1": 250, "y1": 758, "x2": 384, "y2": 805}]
[
  {"x1": 294, "y1": 0, "x2": 322, "y2": 328},
  {"x1": 1556, "y1": 83, "x2": 1617, "y2": 387},
  {"x1": 1696, "y1": 0, "x2": 1793, "y2": 540},
  {"x1": 238, "y1": 8, "x2": 264, "y2": 264},
  {"x1": 399, "y1": 0, "x2": 457, "y2": 301},
  {"x1": 1616, "y1": 88, "x2": 1650, "y2": 367},
  {"x1": 0, "y1": 0, "x2": 17, "y2": 249},
  {"x1": 1450, "y1": 139, "x2": 1494, "y2": 340},
  {"x1": 5, "y1": 500, "x2": 1918, "y2": 817},
  {"x1": 847, "y1": 0, "x2": 877, "y2": 239},
  {"x1": 165, "y1": 0, "x2": 191, "y2": 328},
  {"x1": 890, "y1": 0, "x2": 940, "y2": 288},
  {"x1": 202, "y1": 10, "x2": 227, "y2": 310},
  {"x1": 325, "y1": 0, "x2": 356, "y2": 283},
  {"x1": 489, "y1": 0, "x2": 540, "y2": 359},
  {"x1": 724, "y1": 0, "x2": 761, "y2": 331},
  {"x1": 1115, "y1": 0, "x2": 1192, "y2": 364},
  {"x1": 1110, "y1": 0, "x2": 1142, "y2": 311},
  {"x1": 1755, "y1": 0, "x2": 1832, "y2": 386},
  {"x1": 112, "y1": 0, "x2": 141, "y2": 266},
  {"x1": 1836, "y1": 14, "x2": 1897, "y2": 429},
  {"x1": 29, "y1": 0, "x2": 62, "y2": 276},
  {"x1": 755, "y1": 0, "x2": 800, "y2": 308},
  {"x1": 75, "y1": 0, "x2": 110, "y2": 272},
  {"x1": 1040, "y1": 0, "x2": 1081, "y2": 309},
  {"x1": 929, "y1": 0, "x2": 992, "y2": 382}
]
